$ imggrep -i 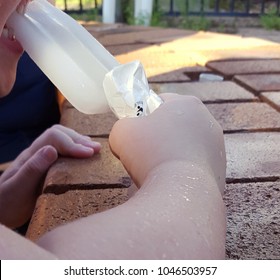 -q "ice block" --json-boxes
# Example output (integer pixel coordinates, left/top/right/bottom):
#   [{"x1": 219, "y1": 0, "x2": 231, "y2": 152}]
[{"x1": 6, "y1": 0, "x2": 162, "y2": 118}]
